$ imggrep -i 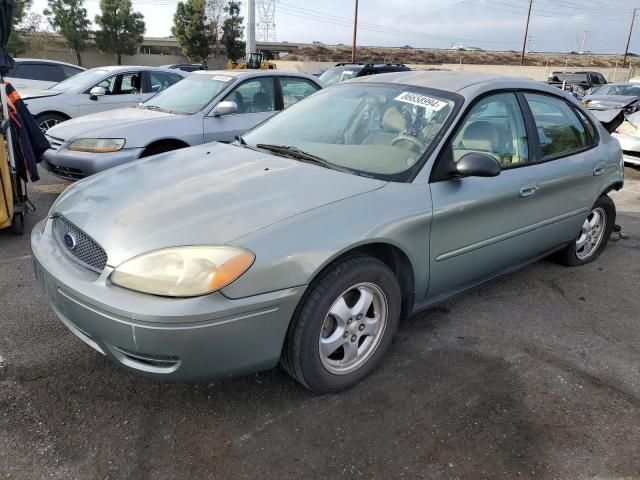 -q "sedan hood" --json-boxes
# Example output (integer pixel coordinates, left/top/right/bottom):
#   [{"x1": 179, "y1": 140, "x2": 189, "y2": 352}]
[
  {"x1": 583, "y1": 95, "x2": 638, "y2": 110},
  {"x1": 20, "y1": 89, "x2": 62, "y2": 100},
  {"x1": 51, "y1": 142, "x2": 386, "y2": 266},
  {"x1": 47, "y1": 107, "x2": 176, "y2": 141}
]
